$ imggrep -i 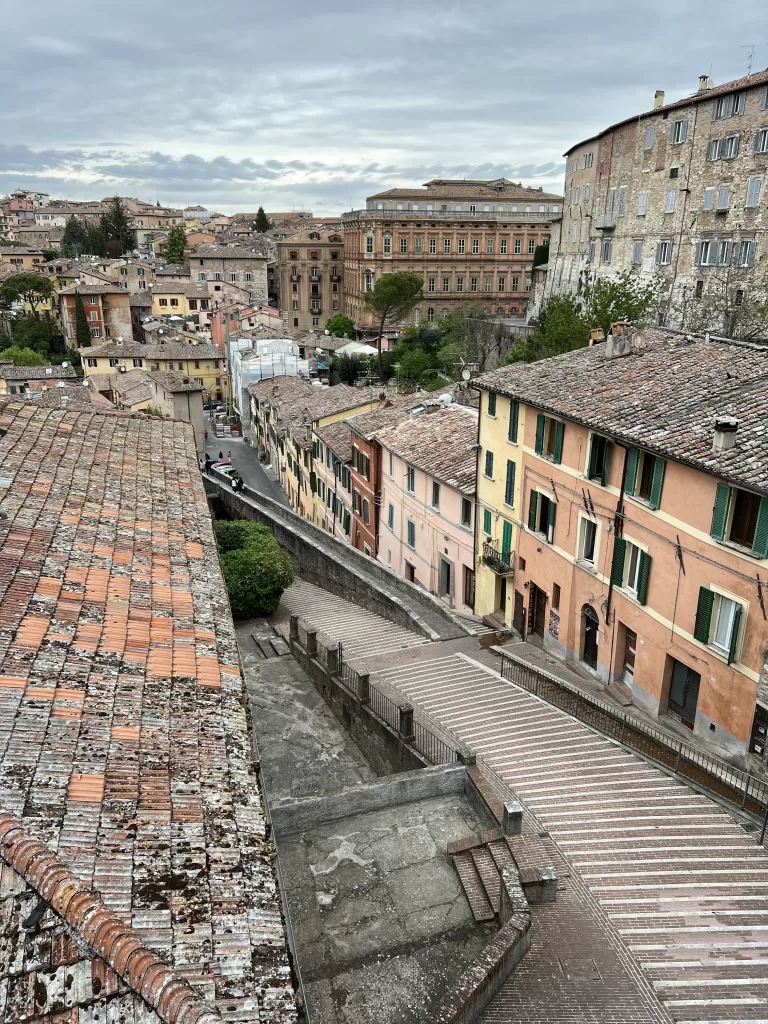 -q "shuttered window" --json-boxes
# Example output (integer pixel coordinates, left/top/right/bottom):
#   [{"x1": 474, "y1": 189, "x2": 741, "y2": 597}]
[
  {"x1": 407, "y1": 520, "x2": 416, "y2": 548},
  {"x1": 508, "y1": 399, "x2": 519, "y2": 443},
  {"x1": 528, "y1": 490, "x2": 555, "y2": 543},
  {"x1": 611, "y1": 538, "x2": 651, "y2": 605},
  {"x1": 484, "y1": 451, "x2": 494, "y2": 478},
  {"x1": 588, "y1": 434, "x2": 609, "y2": 485},
  {"x1": 710, "y1": 483, "x2": 768, "y2": 557},
  {"x1": 483, "y1": 508, "x2": 492, "y2": 535},
  {"x1": 487, "y1": 392, "x2": 496, "y2": 416},
  {"x1": 504, "y1": 460, "x2": 516, "y2": 506},
  {"x1": 534, "y1": 413, "x2": 564, "y2": 464},
  {"x1": 625, "y1": 448, "x2": 665, "y2": 509},
  {"x1": 501, "y1": 520, "x2": 513, "y2": 561},
  {"x1": 694, "y1": 587, "x2": 743, "y2": 665}
]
